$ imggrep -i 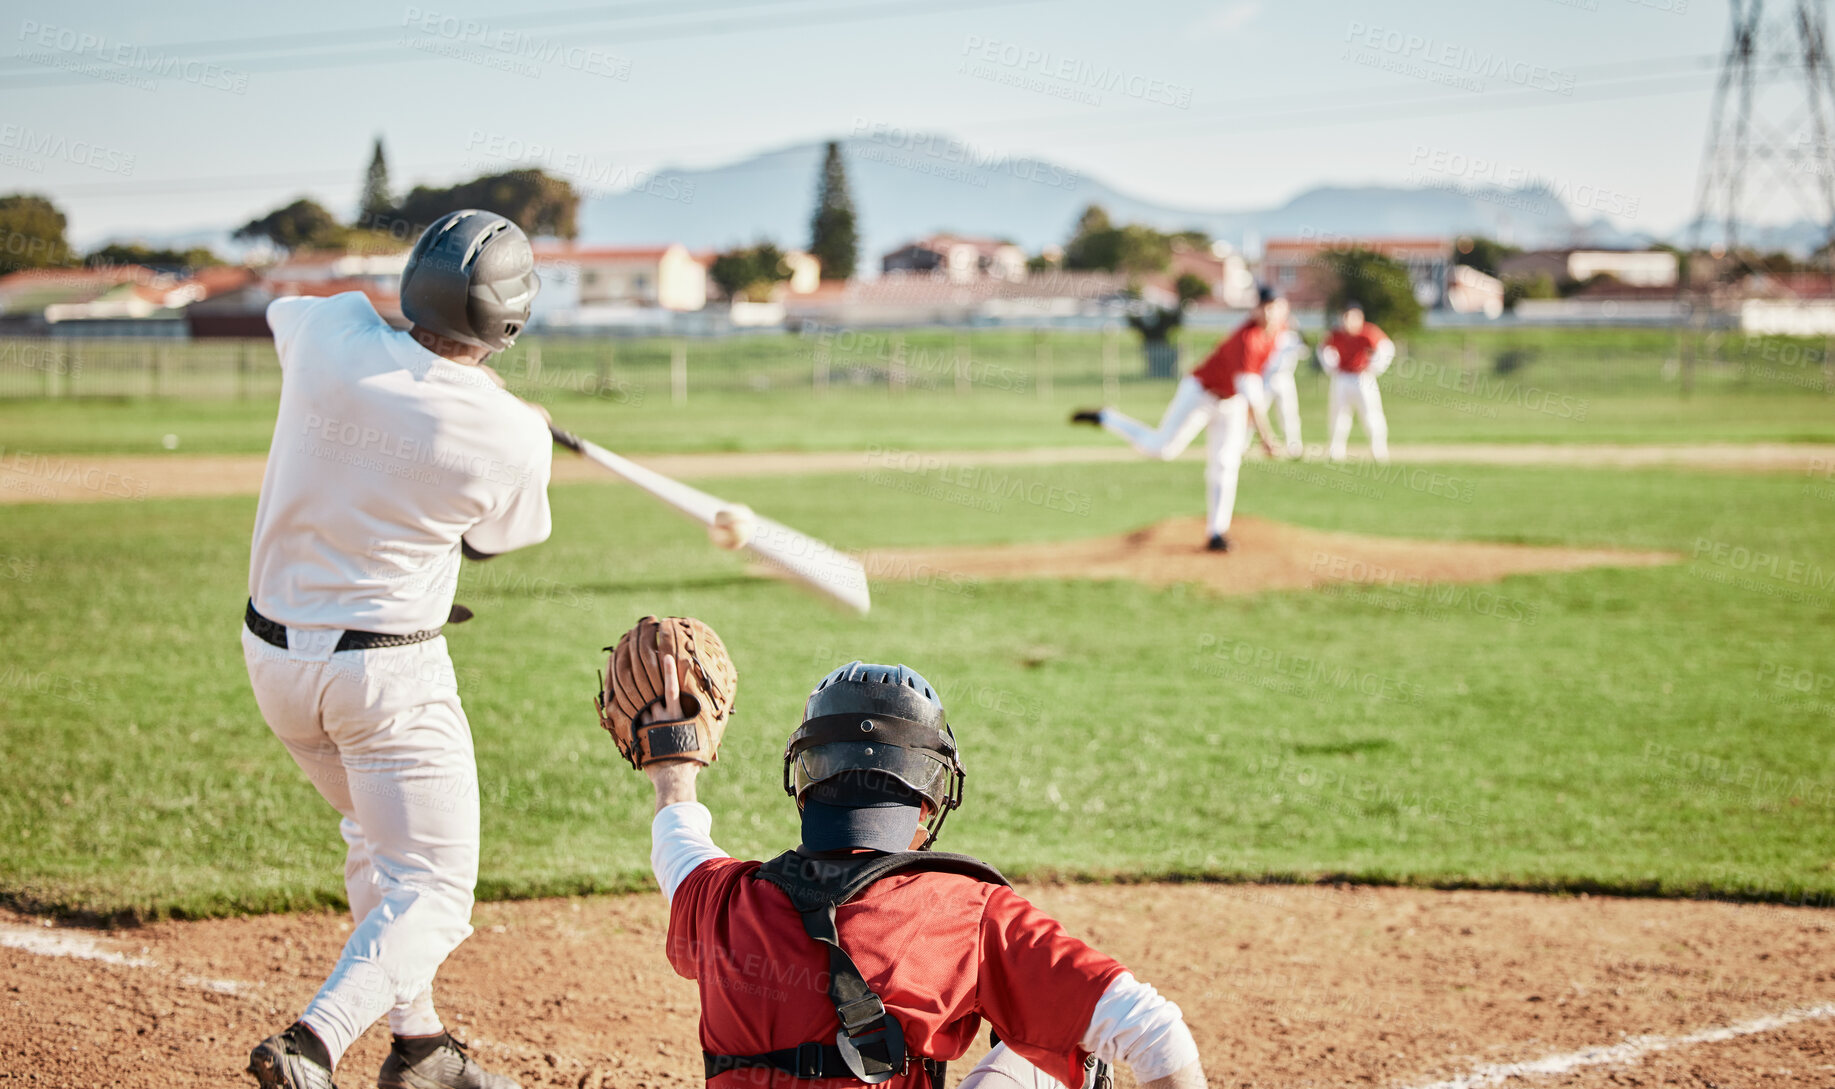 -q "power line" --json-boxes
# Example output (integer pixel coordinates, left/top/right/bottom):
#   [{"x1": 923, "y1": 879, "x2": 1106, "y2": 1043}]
[
  {"x1": 0, "y1": 0, "x2": 1046, "y2": 88},
  {"x1": 0, "y1": 0, "x2": 821, "y2": 69}
]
